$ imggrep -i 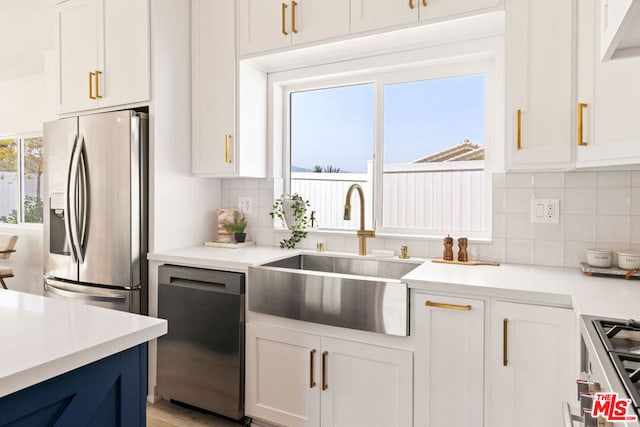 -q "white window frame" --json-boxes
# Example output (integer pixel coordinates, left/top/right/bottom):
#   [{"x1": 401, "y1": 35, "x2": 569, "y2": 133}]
[
  {"x1": 0, "y1": 131, "x2": 44, "y2": 227},
  {"x1": 269, "y1": 36, "x2": 504, "y2": 239}
]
